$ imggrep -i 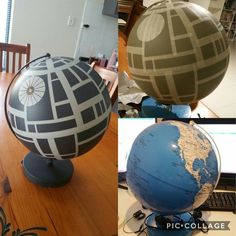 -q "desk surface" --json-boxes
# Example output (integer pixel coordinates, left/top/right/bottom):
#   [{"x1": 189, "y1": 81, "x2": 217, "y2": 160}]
[
  {"x1": 118, "y1": 188, "x2": 236, "y2": 236},
  {"x1": 0, "y1": 72, "x2": 117, "y2": 236}
]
